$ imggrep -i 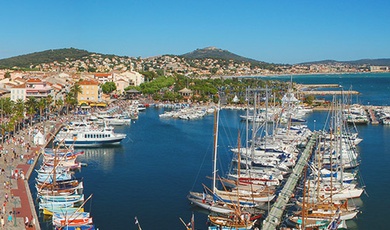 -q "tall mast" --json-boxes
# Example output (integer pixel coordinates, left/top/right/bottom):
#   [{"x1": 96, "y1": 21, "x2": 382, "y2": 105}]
[{"x1": 212, "y1": 99, "x2": 220, "y2": 194}]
